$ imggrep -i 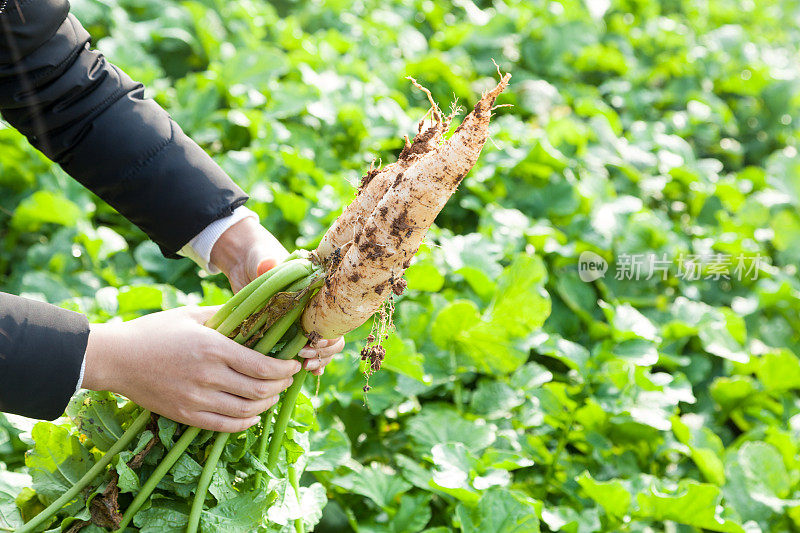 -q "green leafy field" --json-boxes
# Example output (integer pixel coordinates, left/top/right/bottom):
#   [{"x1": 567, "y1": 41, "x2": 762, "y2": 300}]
[{"x1": 3, "y1": 0, "x2": 800, "y2": 531}]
